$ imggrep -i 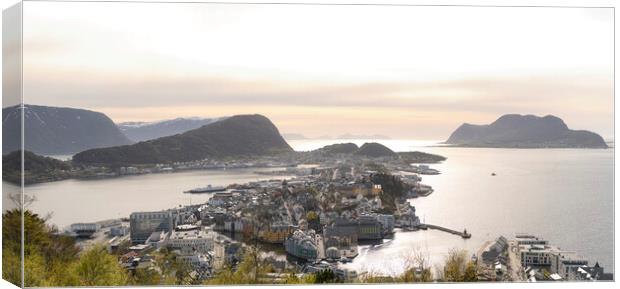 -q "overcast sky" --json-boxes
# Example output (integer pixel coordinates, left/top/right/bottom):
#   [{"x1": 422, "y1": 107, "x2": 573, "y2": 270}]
[{"x1": 20, "y1": 2, "x2": 613, "y2": 139}]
